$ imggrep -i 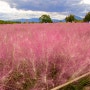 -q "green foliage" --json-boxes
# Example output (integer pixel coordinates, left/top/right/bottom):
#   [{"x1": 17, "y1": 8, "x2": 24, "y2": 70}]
[
  {"x1": 39, "y1": 14, "x2": 53, "y2": 23},
  {"x1": 61, "y1": 76, "x2": 90, "y2": 90},
  {"x1": 0, "y1": 20, "x2": 21, "y2": 24},
  {"x1": 83, "y1": 12, "x2": 90, "y2": 22},
  {"x1": 65, "y1": 14, "x2": 76, "y2": 22},
  {"x1": 75, "y1": 20, "x2": 83, "y2": 23}
]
